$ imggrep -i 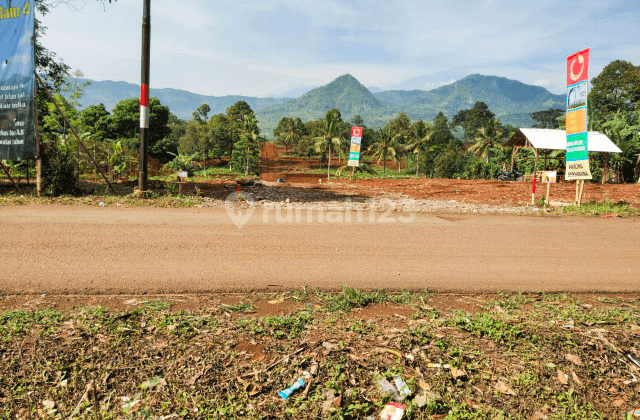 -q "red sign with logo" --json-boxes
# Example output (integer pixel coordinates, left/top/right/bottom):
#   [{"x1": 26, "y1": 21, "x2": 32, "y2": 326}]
[
  {"x1": 351, "y1": 127, "x2": 363, "y2": 137},
  {"x1": 566, "y1": 48, "x2": 590, "y2": 85}
]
